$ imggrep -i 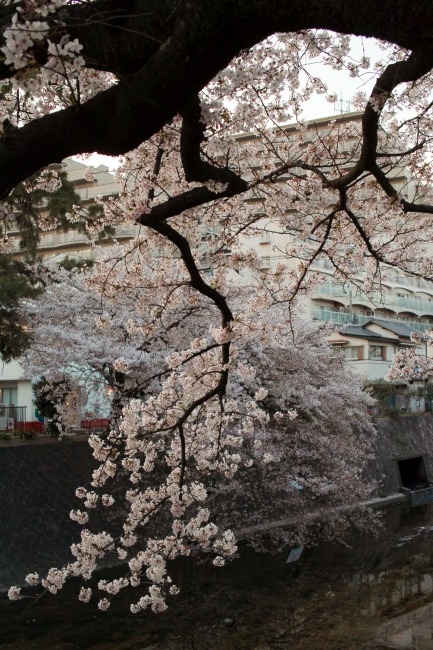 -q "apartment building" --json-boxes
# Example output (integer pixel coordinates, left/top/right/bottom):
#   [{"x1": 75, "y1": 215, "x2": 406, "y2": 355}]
[
  {"x1": 239, "y1": 111, "x2": 433, "y2": 380},
  {"x1": 310, "y1": 273, "x2": 433, "y2": 379},
  {"x1": 0, "y1": 158, "x2": 128, "y2": 426},
  {"x1": 1, "y1": 113, "x2": 432, "y2": 427},
  {"x1": 20, "y1": 159, "x2": 136, "y2": 261}
]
